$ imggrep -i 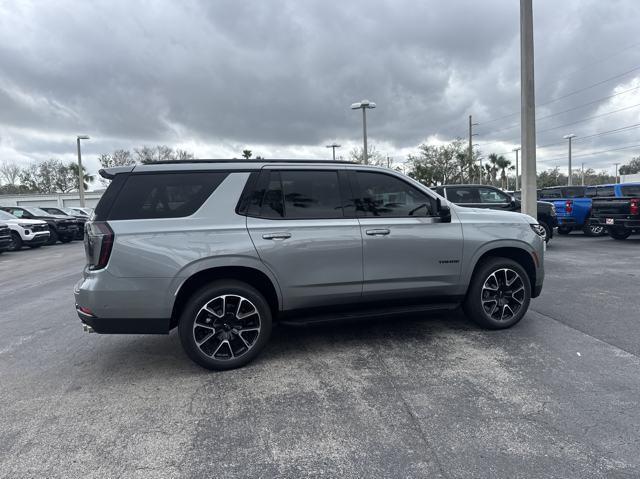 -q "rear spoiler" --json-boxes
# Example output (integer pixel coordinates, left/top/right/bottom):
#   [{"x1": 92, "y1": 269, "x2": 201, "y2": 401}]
[{"x1": 99, "y1": 166, "x2": 135, "y2": 180}]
